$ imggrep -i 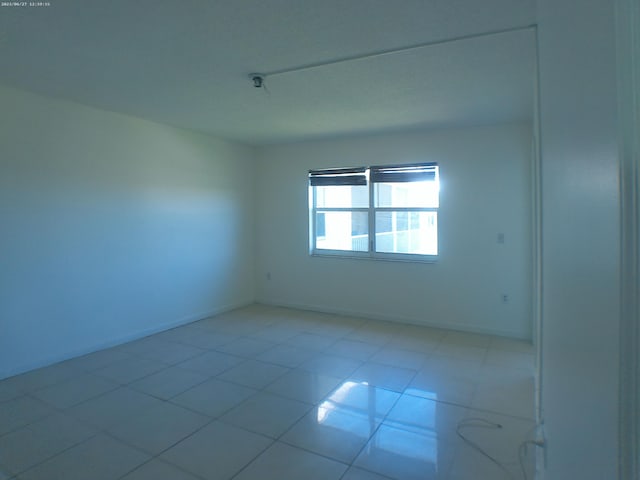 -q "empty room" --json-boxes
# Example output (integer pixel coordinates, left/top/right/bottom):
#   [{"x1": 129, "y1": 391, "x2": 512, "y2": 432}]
[{"x1": 0, "y1": 1, "x2": 637, "y2": 480}]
